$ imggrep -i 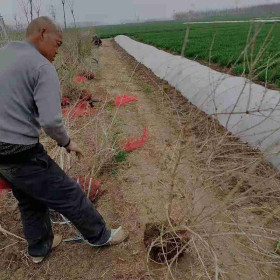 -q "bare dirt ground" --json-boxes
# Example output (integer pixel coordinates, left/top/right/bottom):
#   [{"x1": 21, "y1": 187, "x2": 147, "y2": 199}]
[{"x1": 1, "y1": 38, "x2": 280, "y2": 280}]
